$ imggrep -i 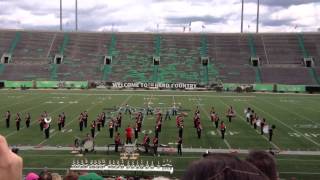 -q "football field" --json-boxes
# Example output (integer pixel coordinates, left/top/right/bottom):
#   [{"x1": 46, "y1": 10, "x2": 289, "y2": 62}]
[{"x1": 0, "y1": 89, "x2": 320, "y2": 179}]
